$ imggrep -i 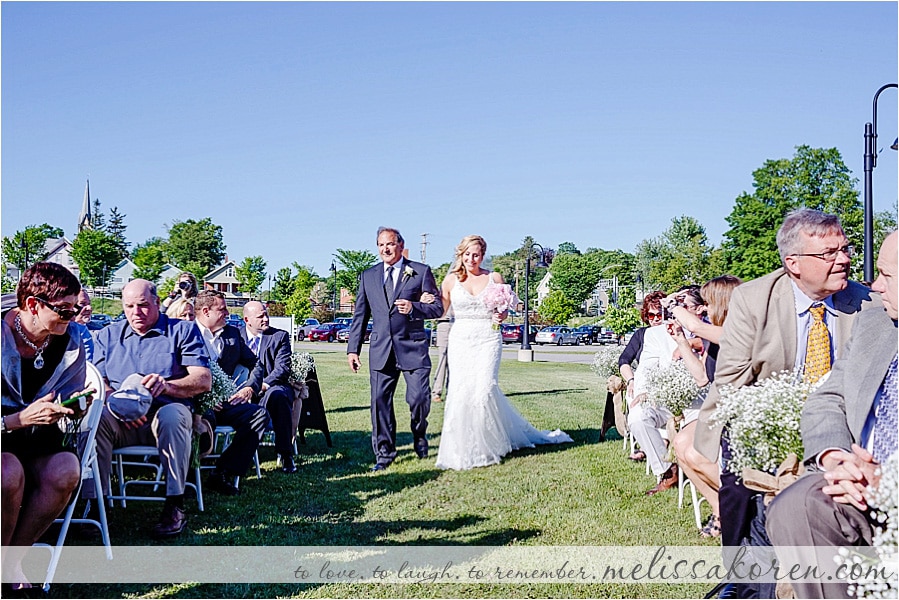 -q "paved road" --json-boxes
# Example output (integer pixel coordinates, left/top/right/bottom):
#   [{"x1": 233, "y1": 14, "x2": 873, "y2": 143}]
[{"x1": 293, "y1": 340, "x2": 622, "y2": 365}]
